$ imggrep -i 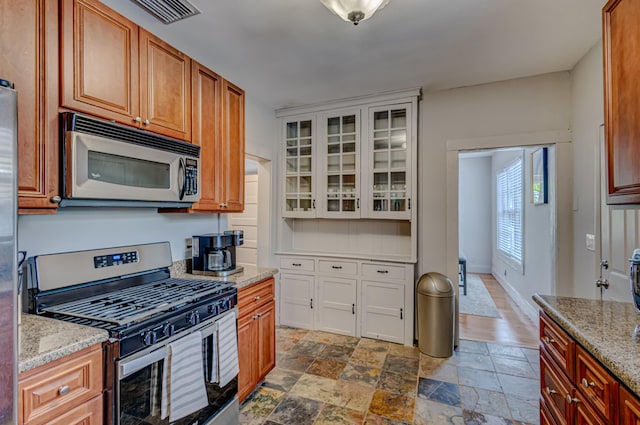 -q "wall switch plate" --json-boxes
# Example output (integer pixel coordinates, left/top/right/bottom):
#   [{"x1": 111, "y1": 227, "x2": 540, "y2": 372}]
[{"x1": 586, "y1": 233, "x2": 596, "y2": 251}]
